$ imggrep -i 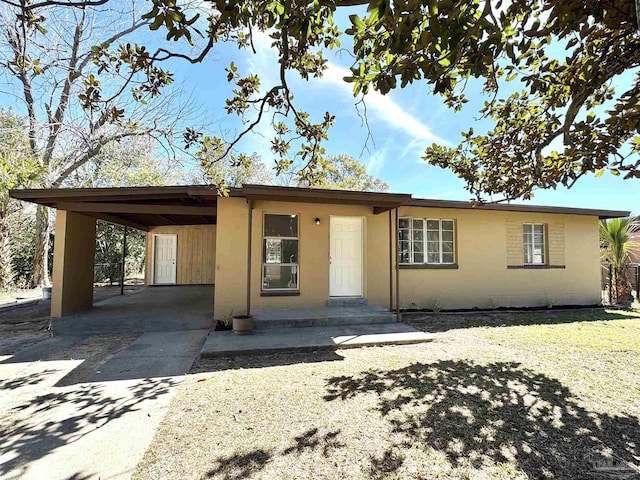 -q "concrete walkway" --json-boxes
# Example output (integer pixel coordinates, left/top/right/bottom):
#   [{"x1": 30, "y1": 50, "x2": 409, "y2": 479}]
[
  {"x1": 201, "y1": 322, "x2": 433, "y2": 357},
  {"x1": 0, "y1": 328, "x2": 209, "y2": 480},
  {"x1": 90, "y1": 329, "x2": 209, "y2": 382},
  {"x1": 52, "y1": 285, "x2": 214, "y2": 336}
]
